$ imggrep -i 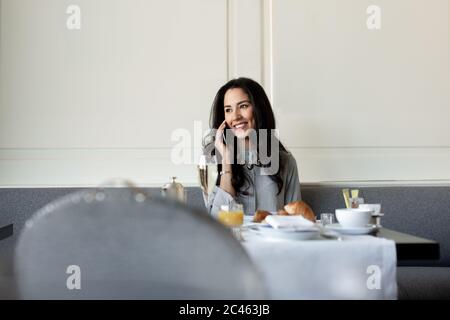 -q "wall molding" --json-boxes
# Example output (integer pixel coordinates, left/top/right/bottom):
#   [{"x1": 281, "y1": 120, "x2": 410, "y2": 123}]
[
  {"x1": 2, "y1": 147, "x2": 450, "y2": 186},
  {"x1": 226, "y1": 0, "x2": 263, "y2": 82},
  {"x1": 262, "y1": 0, "x2": 273, "y2": 103}
]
